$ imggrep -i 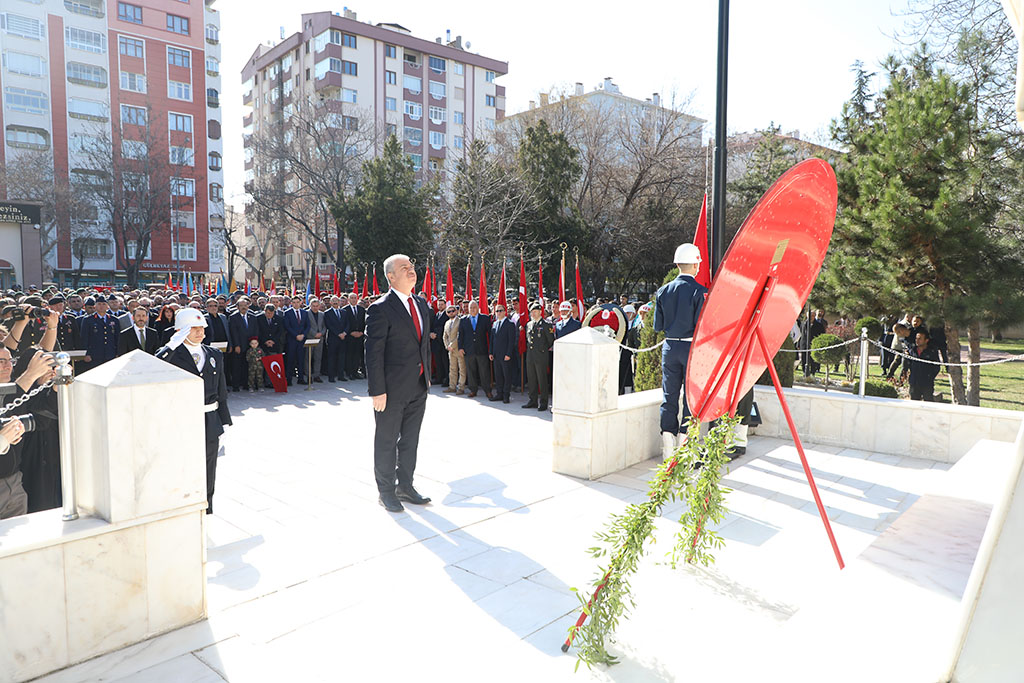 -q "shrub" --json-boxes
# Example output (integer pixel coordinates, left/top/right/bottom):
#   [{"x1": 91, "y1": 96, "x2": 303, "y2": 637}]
[
  {"x1": 810, "y1": 333, "x2": 846, "y2": 365},
  {"x1": 864, "y1": 378, "x2": 899, "y2": 398},
  {"x1": 756, "y1": 333, "x2": 796, "y2": 388},
  {"x1": 854, "y1": 316, "x2": 883, "y2": 339},
  {"x1": 633, "y1": 304, "x2": 664, "y2": 391}
]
